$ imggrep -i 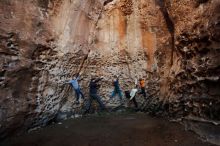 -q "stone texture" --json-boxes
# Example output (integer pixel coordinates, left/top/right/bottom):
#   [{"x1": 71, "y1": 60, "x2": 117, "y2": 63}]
[{"x1": 0, "y1": 0, "x2": 219, "y2": 139}]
